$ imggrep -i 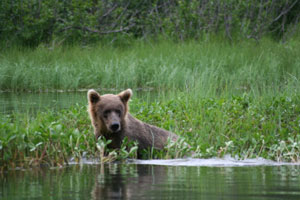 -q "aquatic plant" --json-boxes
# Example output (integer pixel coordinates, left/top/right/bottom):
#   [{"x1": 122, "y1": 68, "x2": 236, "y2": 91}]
[{"x1": 1, "y1": 93, "x2": 300, "y2": 170}]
